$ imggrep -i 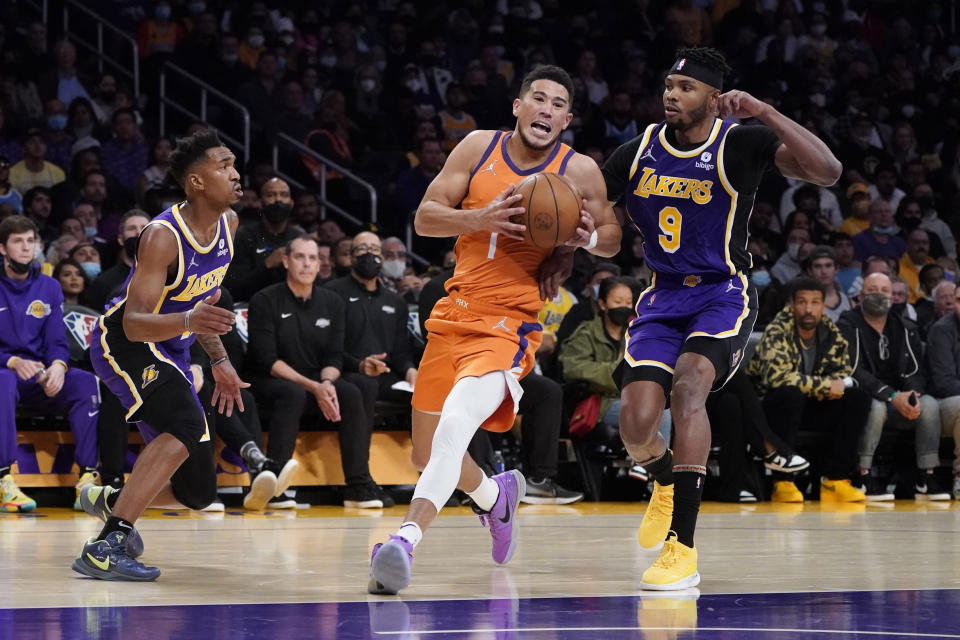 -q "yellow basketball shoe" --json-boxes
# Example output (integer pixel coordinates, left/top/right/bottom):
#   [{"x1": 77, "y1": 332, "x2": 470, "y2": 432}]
[
  {"x1": 640, "y1": 533, "x2": 700, "y2": 590},
  {"x1": 771, "y1": 480, "x2": 804, "y2": 503},
  {"x1": 638, "y1": 481, "x2": 674, "y2": 549},
  {"x1": 820, "y1": 477, "x2": 865, "y2": 502},
  {"x1": 75, "y1": 470, "x2": 101, "y2": 511},
  {"x1": 1, "y1": 474, "x2": 36, "y2": 513}
]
